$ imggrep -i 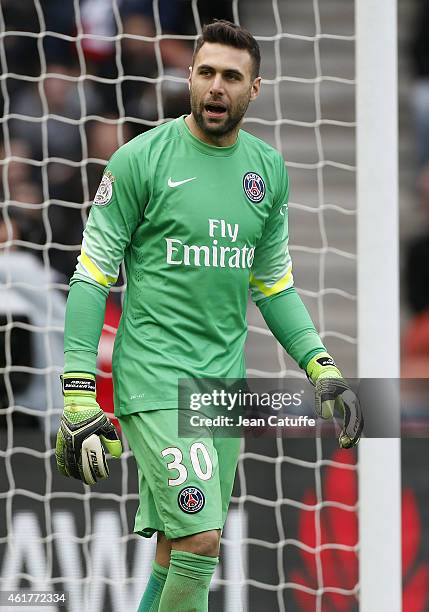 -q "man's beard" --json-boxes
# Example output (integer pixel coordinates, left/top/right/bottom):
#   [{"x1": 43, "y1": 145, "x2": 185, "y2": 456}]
[{"x1": 190, "y1": 88, "x2": 251, "y2": 138}]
